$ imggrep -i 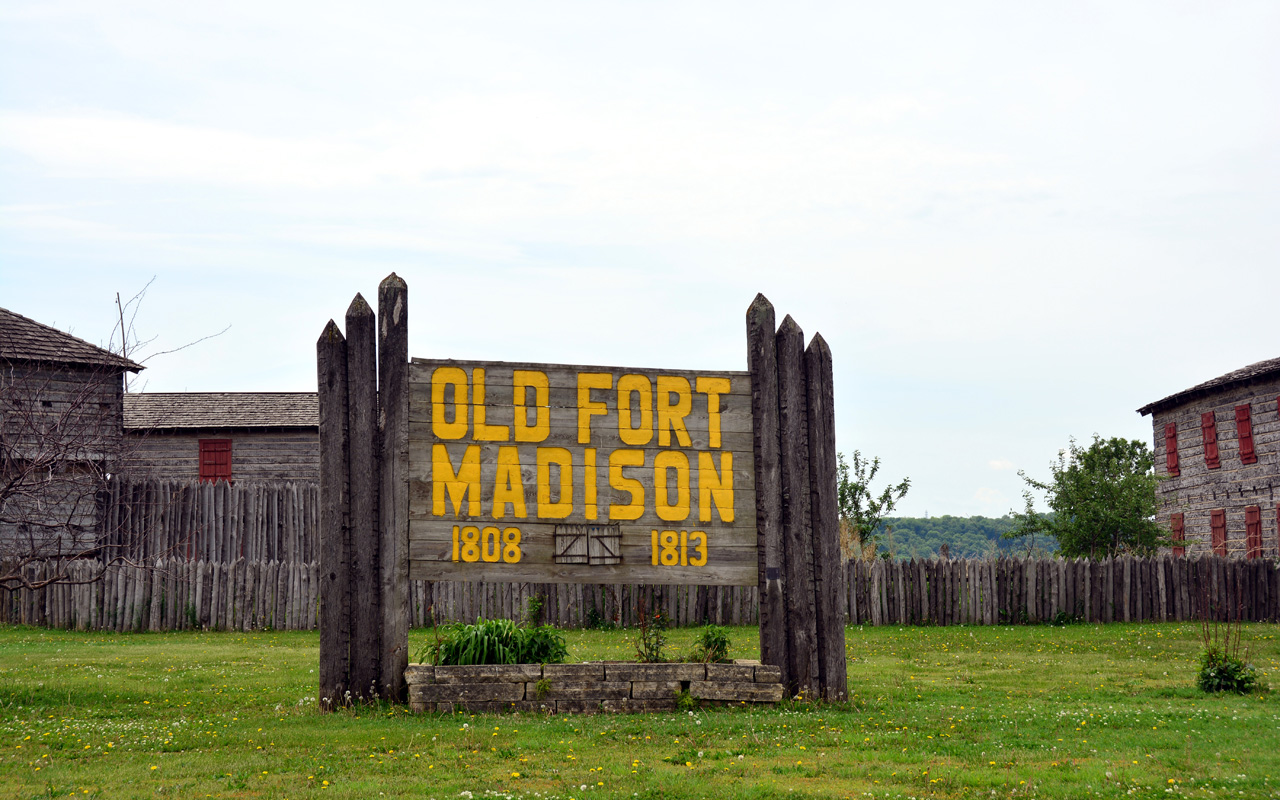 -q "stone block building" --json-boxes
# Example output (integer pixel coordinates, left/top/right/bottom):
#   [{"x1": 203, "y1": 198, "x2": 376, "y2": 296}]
[{"x1": 1138, "y1": 357, "x2": 1280, "y2": 558}]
